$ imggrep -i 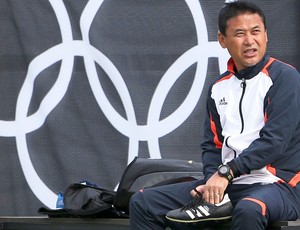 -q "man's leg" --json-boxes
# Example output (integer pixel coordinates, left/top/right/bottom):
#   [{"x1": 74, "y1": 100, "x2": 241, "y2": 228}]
[
  {"x1": 229, "y1": 183, "x2": 298, "y2": 230},
  {"x1": 129, "y1": 180, "x2": 203, "y2": 230}
]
